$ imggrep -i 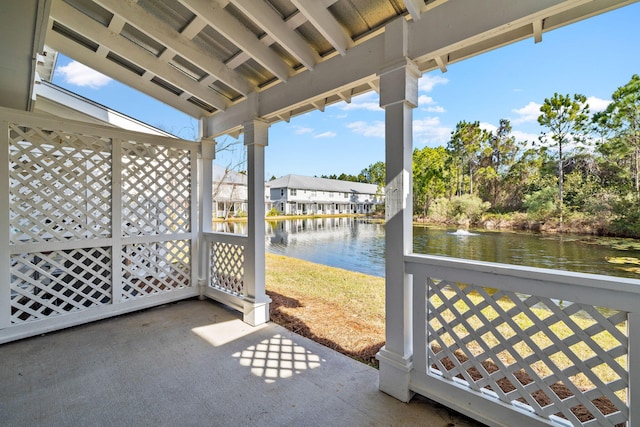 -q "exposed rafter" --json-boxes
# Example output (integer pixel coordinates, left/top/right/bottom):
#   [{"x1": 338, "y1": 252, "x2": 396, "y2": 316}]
[
  {"x1": 91, "y1": 0, "x2": 252, "y2": 96},
  {"x1": 533, "y1": 19, "x2": 543, "y2": 43},
  {"x1": 178, "y1": 0, "x2": 291, "y2": 82},
  {"x1": 403, "y1": 0, "x2": 424, "y2": 21},
  {"x1": 46, "y1": 25, "x2": 204, "y2": 118},
  {"x1": 290, "y1": 0, "x2": 354, "y2": 56},
  {"x1": 230, "y1": 0, "x2": 320, "y2": 70},
  {"x1": 49, "y1": 0, "x2": 228, "y2": 111}
]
